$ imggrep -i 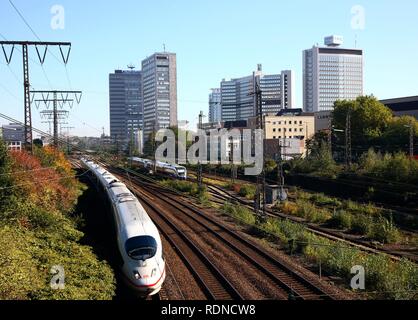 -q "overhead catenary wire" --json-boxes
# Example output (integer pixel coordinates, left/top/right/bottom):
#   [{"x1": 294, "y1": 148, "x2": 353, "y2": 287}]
[
  {"x1": 0, "y1": 31, "x2": 55, "y2": 92},
  {"x1": 2, "y1": 110, "x2": 416, "y2": 291},
  {"x1": 7, "y1": 0, "x2": 74, "y2": 89},
  {"x1": 69, "y1": 113, "x2": 103, "y2": 134},
  {"x1": 0, "y1": 82, "x2": 21, "y2": 102}
]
